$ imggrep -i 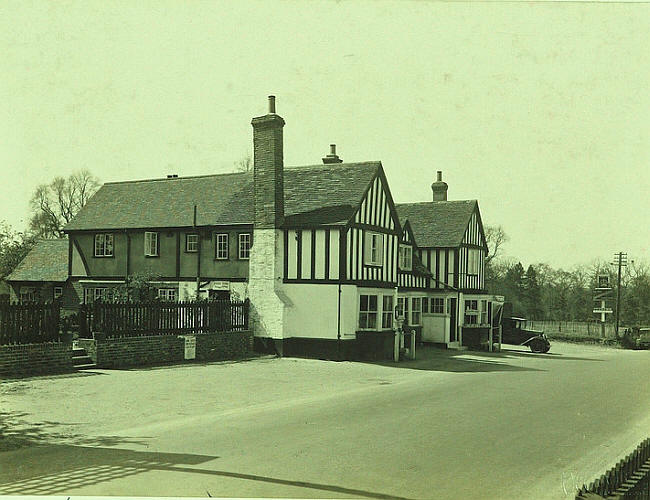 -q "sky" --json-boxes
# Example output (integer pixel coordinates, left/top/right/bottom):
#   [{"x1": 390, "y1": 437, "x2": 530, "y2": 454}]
[{"x1": 1, "y1": 0, "x2": 648, "y2": 269}]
